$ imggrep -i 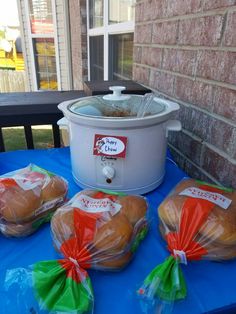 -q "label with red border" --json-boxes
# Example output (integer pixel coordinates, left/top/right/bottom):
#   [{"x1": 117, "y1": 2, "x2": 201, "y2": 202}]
[
  {"x1": 72, "y1": 194, "x2": 121, "y2": 215},
  {"x1": 179, "y1": 187, "x2": 232, "y2": 209},
  {"x1": 93, "y1": 134, "x2": 127, "y2": 158}
]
